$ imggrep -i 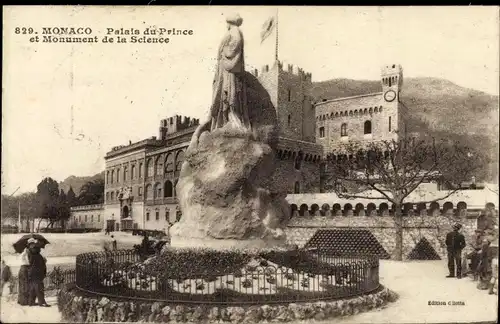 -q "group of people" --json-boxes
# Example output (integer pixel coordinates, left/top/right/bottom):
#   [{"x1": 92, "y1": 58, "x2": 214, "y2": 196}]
[
  {"x1": 445, "y1": 223, "x2": 493, "y2": 281},
  {"x1": 1, "y1": 239, "x2": 51, "y2": 307}
]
